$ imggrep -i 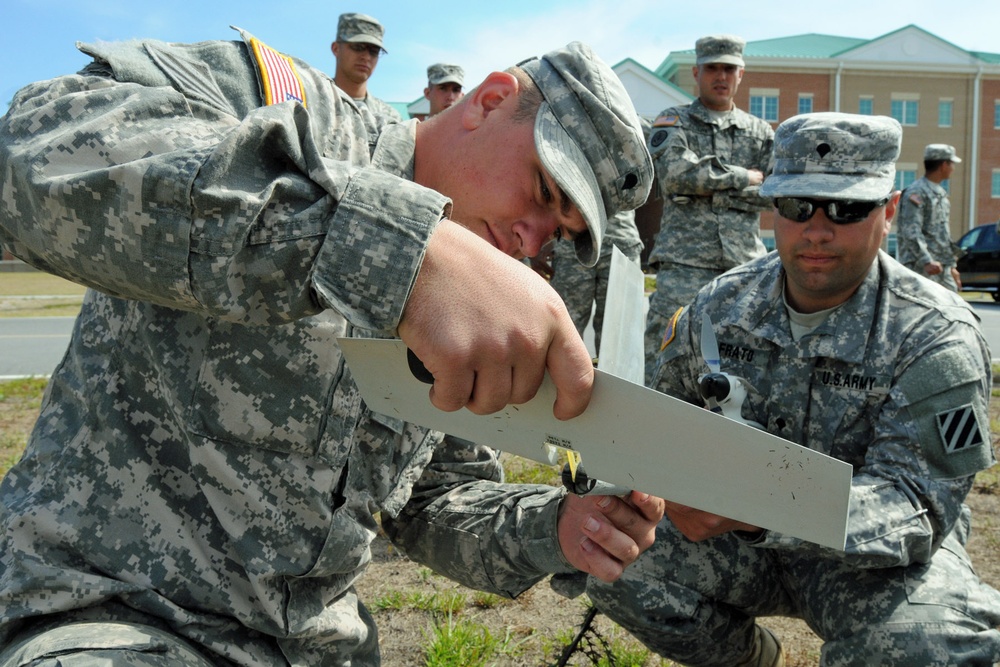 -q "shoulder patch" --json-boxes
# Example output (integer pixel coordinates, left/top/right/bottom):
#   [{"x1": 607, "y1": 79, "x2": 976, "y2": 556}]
[
  {"x1": 908, "y1": 193, "x2": 923, "y2": 207},
  {"x1": 652, "y1": 114, "x2": 680, "y2": 128},
  {"x1": 936, "y1": 404, "x2": 986, "y2": 454},
  {"x1": 659, "y1": 306, "x2": 685, "y2": 352},
  {"x1": 248, "y1": 36, "x2": 307, "y2": 107},
  {"x1": 649, "y1": 129, "x2": 670, "y2": 149}
]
